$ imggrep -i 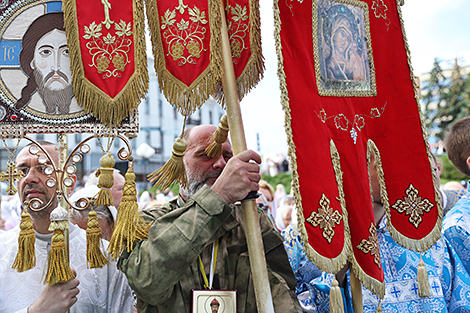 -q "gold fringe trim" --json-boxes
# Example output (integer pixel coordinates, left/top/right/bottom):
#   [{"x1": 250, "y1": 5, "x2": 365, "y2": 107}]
[
  {"x1": 148, "y1": 137, "x2": 188, "y2": 190},
  {"x1": 206, "y1": 114, "x2": 229, "y2": 158},
  {"x1": 213, "y1": 0, "x2": 265, "y2": 105},
  {"x1": 393, "y1": 3, "x2": 443, "y2": 251},
  {"x1": 145, "y1": 0, "x2": 219, "y2": 115},
  {"x1": 94, "y1": 154, "x2": 115, "y2": 207},
  {"x1": 12, "y1": 212, "x2": 36, "y2": 272},
  {"x1": 109, "y1": 167, "x2": 152, "y2": 260},
  {"x1": 45, "y1": 229, "x2": 75, "y2": 285},
  {"x1": 63, "y1": 0, "x2": 149, "y2": 126},
  {"x1": 86, "y1": 210, "x2": 109, "y2": 268}
]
